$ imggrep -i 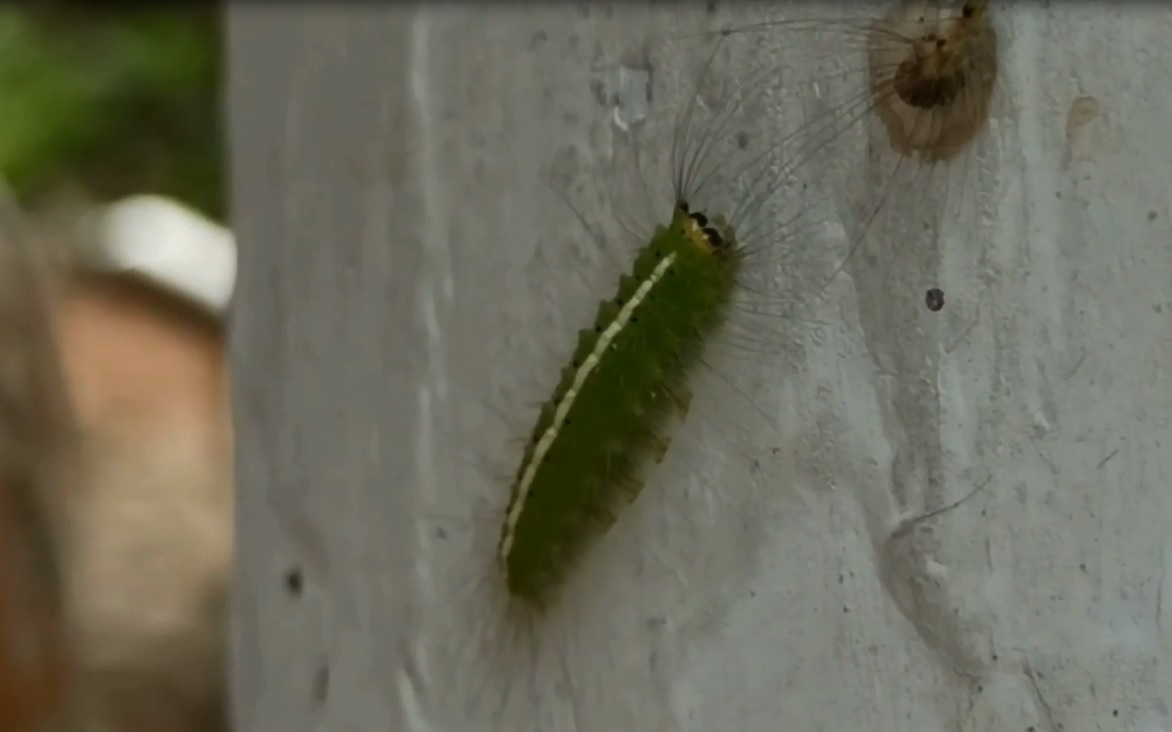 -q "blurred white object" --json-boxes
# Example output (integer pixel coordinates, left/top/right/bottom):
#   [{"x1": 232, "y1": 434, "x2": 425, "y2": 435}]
[{"x1": 85, "y1": 195, "x2": 236, "y2": 318}]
